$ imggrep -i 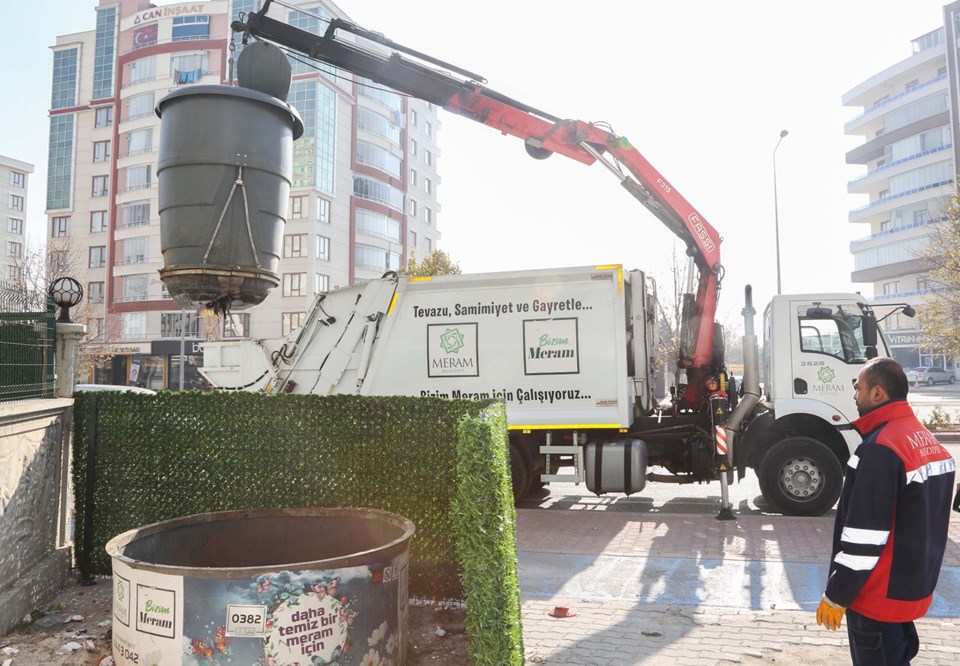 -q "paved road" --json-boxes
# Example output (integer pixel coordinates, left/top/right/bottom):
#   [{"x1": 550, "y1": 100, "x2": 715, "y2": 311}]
[{"x1": 516, "y1": 395, "x2": 960, "y2": 664}]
